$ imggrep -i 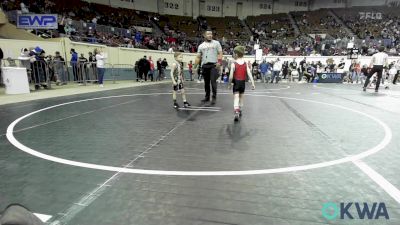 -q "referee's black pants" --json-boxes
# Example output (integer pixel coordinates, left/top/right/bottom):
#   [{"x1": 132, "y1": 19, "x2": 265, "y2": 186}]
[
  {"x1": 202, "y1": 63, "x2": 219, "y2": 99},
  {"x1": 364, "y1": 65, "x2": 383, "y2": 90}
]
